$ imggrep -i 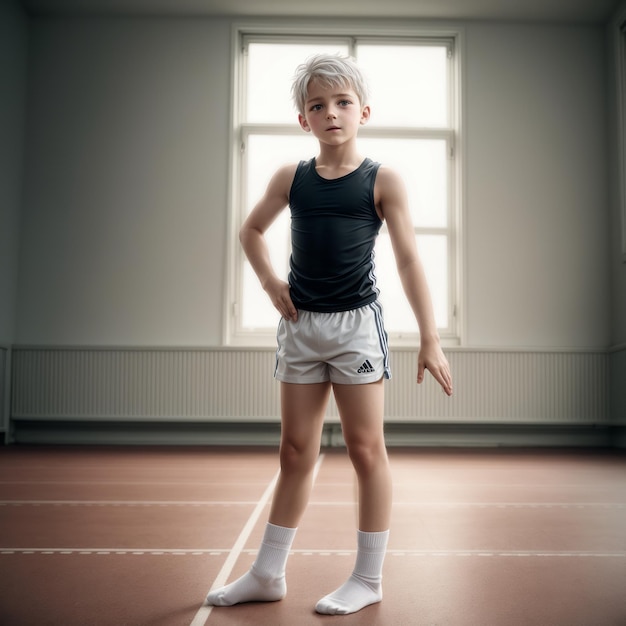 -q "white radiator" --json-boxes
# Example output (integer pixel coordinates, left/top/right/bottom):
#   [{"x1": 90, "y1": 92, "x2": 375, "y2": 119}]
[
  {"x1": 11, "y1": 348, "x2": 610, "y2": 425},
  {"x1": 609, "y1": 347, "x2": 626, "y2": 425}
]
